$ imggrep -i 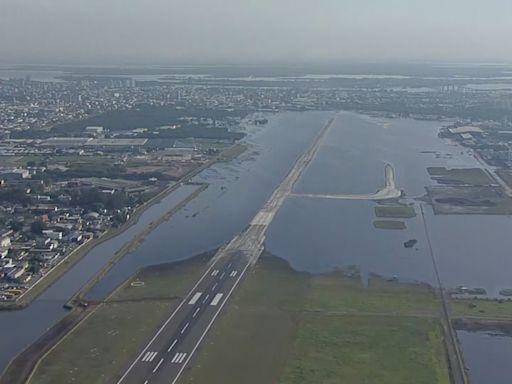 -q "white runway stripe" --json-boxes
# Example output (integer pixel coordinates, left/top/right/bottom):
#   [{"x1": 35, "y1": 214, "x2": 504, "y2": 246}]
[
  {"x1": 188, "y1": 292, "x2": 202, "y2": 305},
  {"x1": 171, "y1": 353, "x2": 182, "y2": 363},
  {"x1": 152, "y1": 358, "x2": 164, "y2": 373},
  {"x1": 142, "y1": 351, "x2": 157, "y2": 362},
  {"x1": 172, "y1": 352, "x2": 188, "y2": 364},
  {"x1": 167, "y1": 339, "x2": 178, "y2": 352},
  {"x1": 211, "y1": 269, "x2": 219, "y2": 276},
  {"x1": 142, "y1": 352, "x2": 152, "y2": 362},
  {"x1": 229, "y1": 270, "x2": 238, "y2": 277},
  {"x1": 178, "y1": 353, "x2": 187, "y2": 363},
  {"x1": 210, "y1": 293, "x2": 224, "y2": 306},
  {"x1": 180, "y1": 322, "x2": 189, "y2": 334},
  {"x1": 202, "y1": 294, "x2": 210, "y2": 304},
  {"x1": 193, "y1": 307, "x2": 201, "y2": 318},
  {"x1": 220, "y1": 271, "x2": 226, "y2": 279}
]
